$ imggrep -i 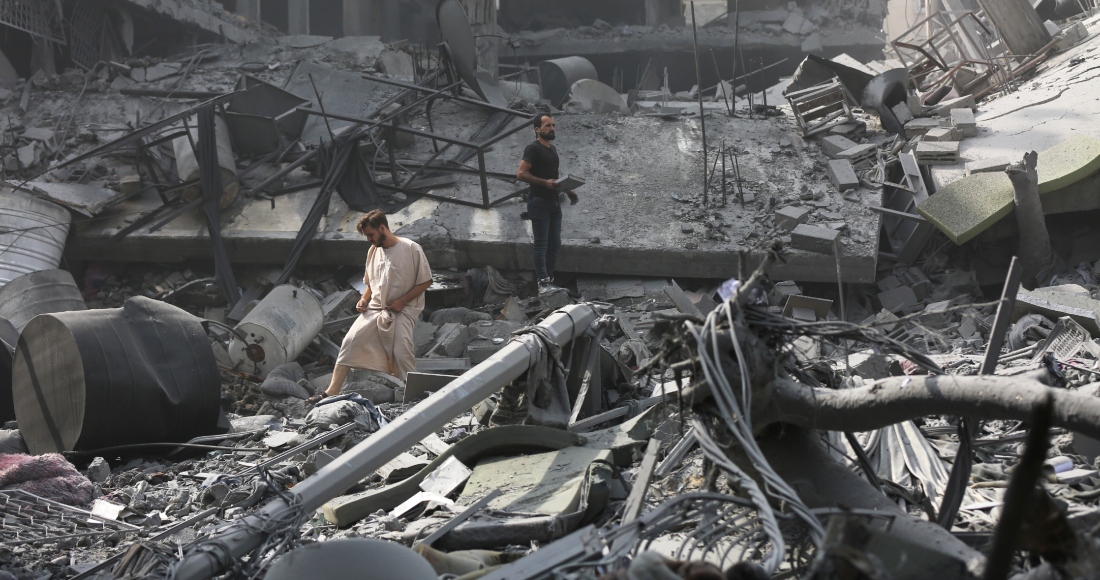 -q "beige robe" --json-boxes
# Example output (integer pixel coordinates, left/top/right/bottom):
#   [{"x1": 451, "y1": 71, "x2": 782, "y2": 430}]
[{"x1": 336, "y1": 238, "x2": 432, "y2": 381}]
